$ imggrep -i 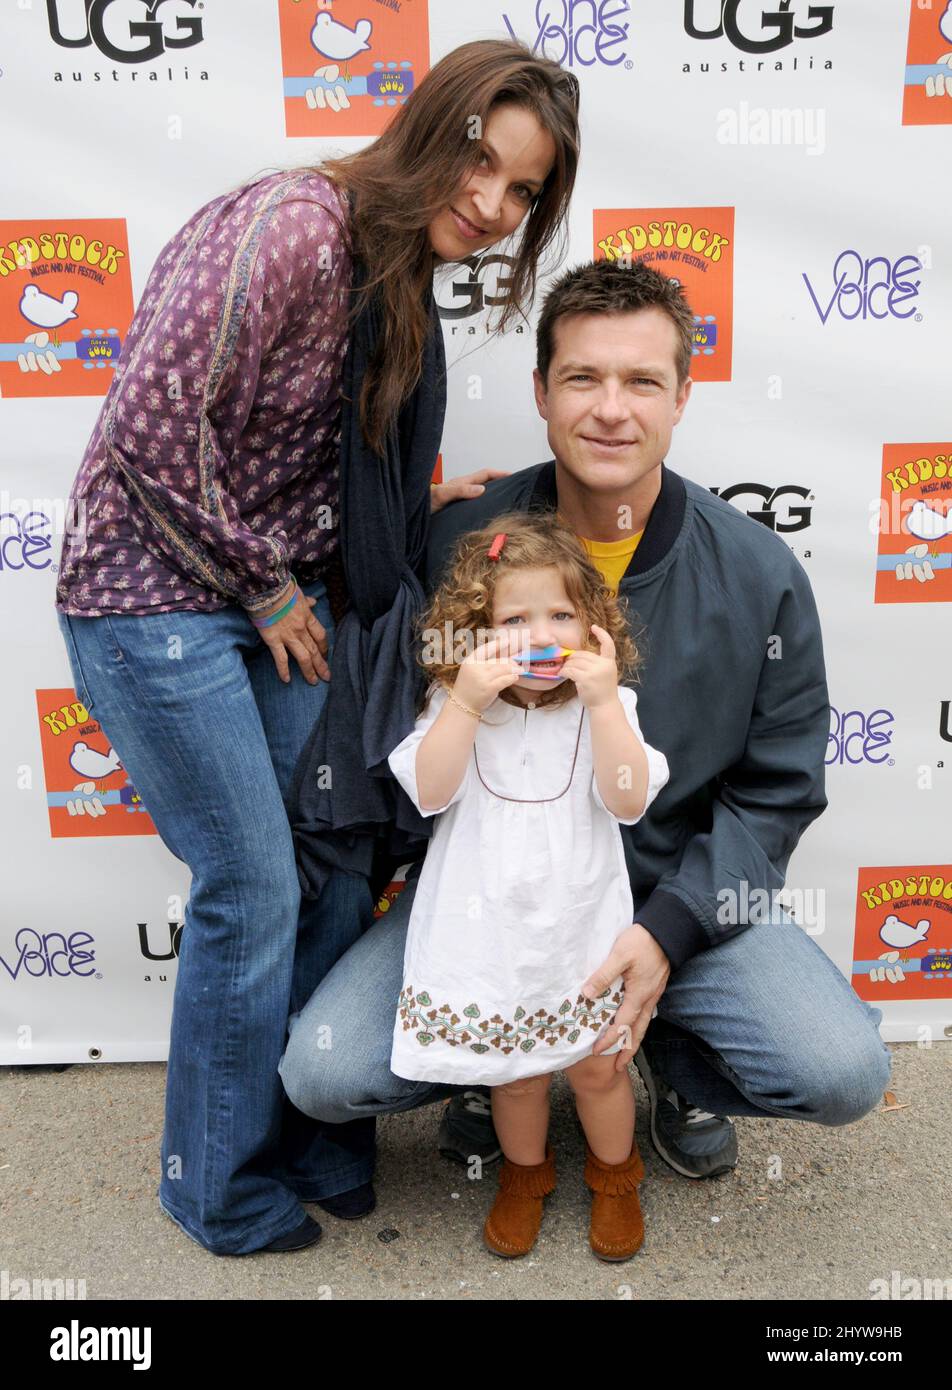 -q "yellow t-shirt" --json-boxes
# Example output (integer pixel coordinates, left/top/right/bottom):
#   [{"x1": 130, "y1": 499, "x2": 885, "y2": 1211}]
[{"x1": 578, "y1": 531, "x2": 644, "y2": 593}]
